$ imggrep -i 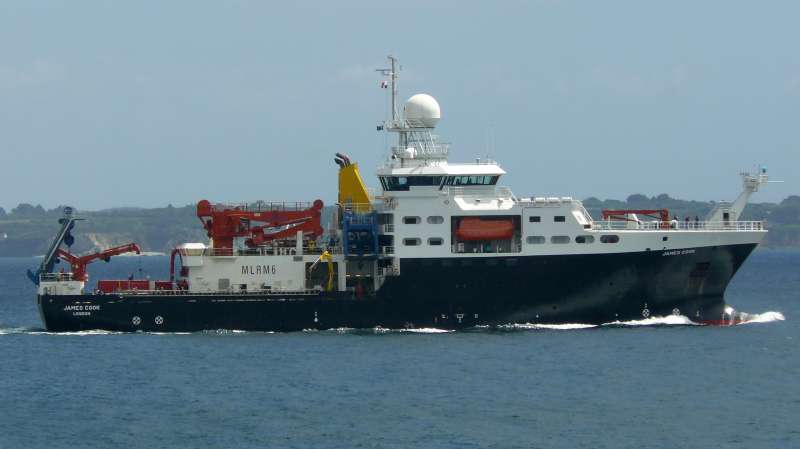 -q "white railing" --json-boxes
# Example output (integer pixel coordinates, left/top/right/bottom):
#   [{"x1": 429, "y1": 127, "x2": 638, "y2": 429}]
[
  {"x1": 591, "y1": 221, "x2": 765, "y2": 232},
  {"x1": 518, "y1": 197, "x2": 581, "y2": 207},
  {"x1": 443, "y1": 186, "x2": 516, "y2": 200},
  {"x1": 390, "y1": 141, "x2": 450, "y2": 158},
  {"x1": 40, "y1": 273, "x2": 75, "y2": 282},
  {"x1": 206, "y1": 201, "x2": 319, "y2": 212},
  {"x1": 340, "y1": 202, "x2": 383, "y2": 213},
  {"x1": 204, "y1": 245, "x2": 343, "y2": 257}
]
